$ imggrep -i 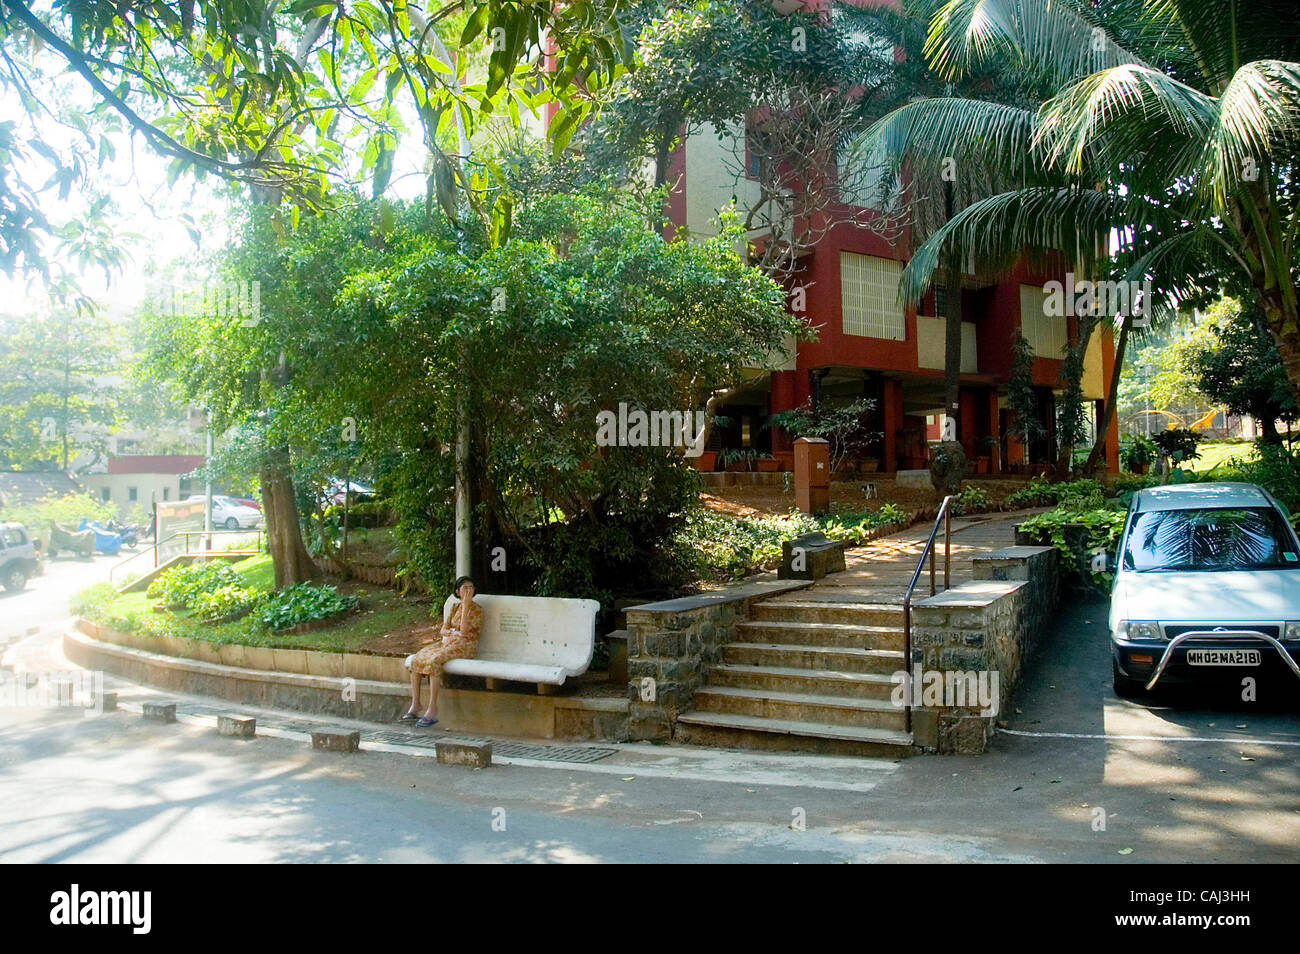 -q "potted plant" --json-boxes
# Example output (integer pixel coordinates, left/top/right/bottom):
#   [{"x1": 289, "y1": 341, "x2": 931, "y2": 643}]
[
  {"x1": 860, "y1": 456, "x2": 881, "y2": 473},
  {"x1": 718, "y1": 447, "x2": 760, "y2": 472},
  {"x1": 755, "y1": 455, "x2": 779, "y2": 472},
  {"x1": 691, "y1": 449, "x2": 718, "y2": 471},
  {"x1": 1120, "y1": 434, "x2": 1157, "y2": 475}
]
